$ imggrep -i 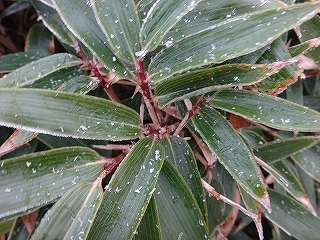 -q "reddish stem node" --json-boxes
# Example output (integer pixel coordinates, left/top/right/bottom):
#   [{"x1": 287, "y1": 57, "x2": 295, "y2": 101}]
[
  {"x1": 136, "y1": 59, "x2": 152, "y2": 100},
  {"x1": 104, "y1": 152, "x2": 127, "y2": 175},
  {"x1": 74, "y1": 42, "x2": 121, "y2": 103},
  {"x1": 189, "y1": 98, "x2": 206, "y2": 117},
  {"x1": 135, "y1": 58, "x2": 161, "y2": 127}
]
